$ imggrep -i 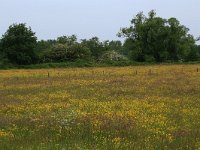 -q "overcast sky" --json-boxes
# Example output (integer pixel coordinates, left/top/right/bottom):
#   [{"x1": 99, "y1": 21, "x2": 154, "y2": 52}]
[{"x1": 0, "y1": 0, "x2": 199, "y2": 42}]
